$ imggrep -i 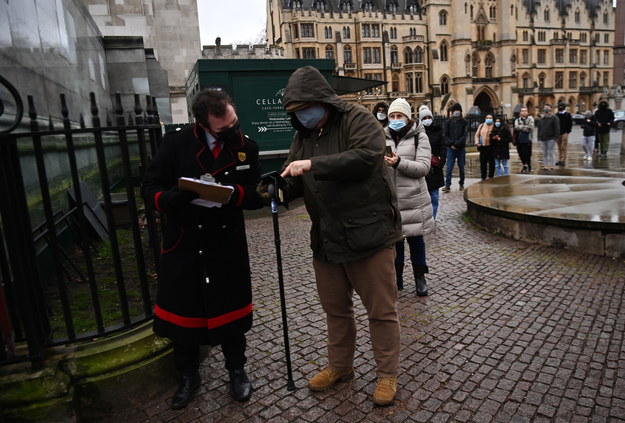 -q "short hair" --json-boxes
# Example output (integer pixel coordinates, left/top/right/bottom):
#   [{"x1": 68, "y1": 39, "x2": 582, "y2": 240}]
[{"x1": 192, "y1": 89, "x2": 234, "y2": 128}]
